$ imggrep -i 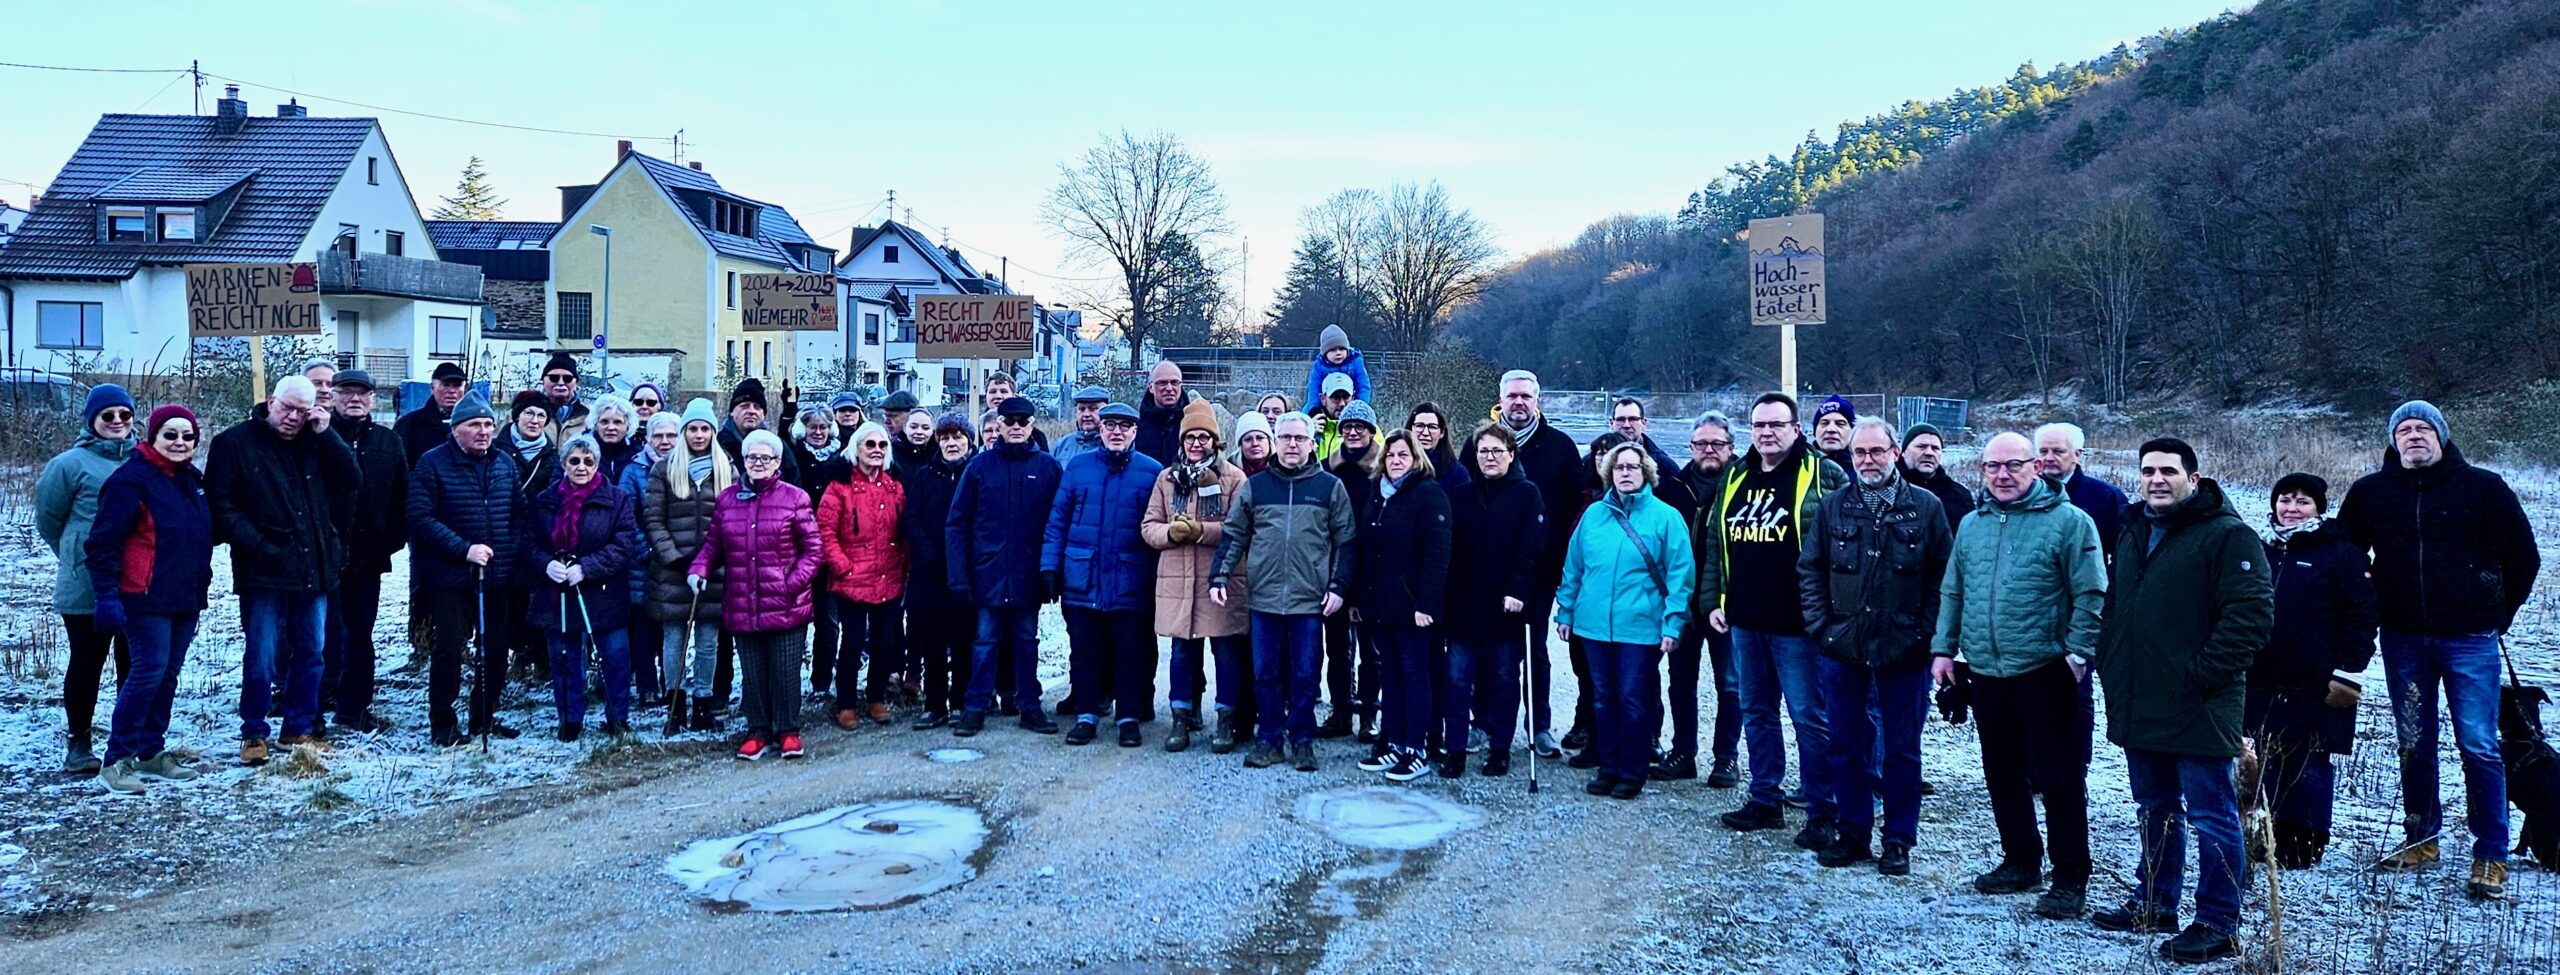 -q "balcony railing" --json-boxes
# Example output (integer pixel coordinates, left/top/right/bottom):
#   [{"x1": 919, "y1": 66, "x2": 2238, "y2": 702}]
[
  {"x1": 318, "y1": 251, "x2": 485, "y2": 304},
  {"x1": 333, "y1": 351, "x2": 412, "y2": 384}
]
